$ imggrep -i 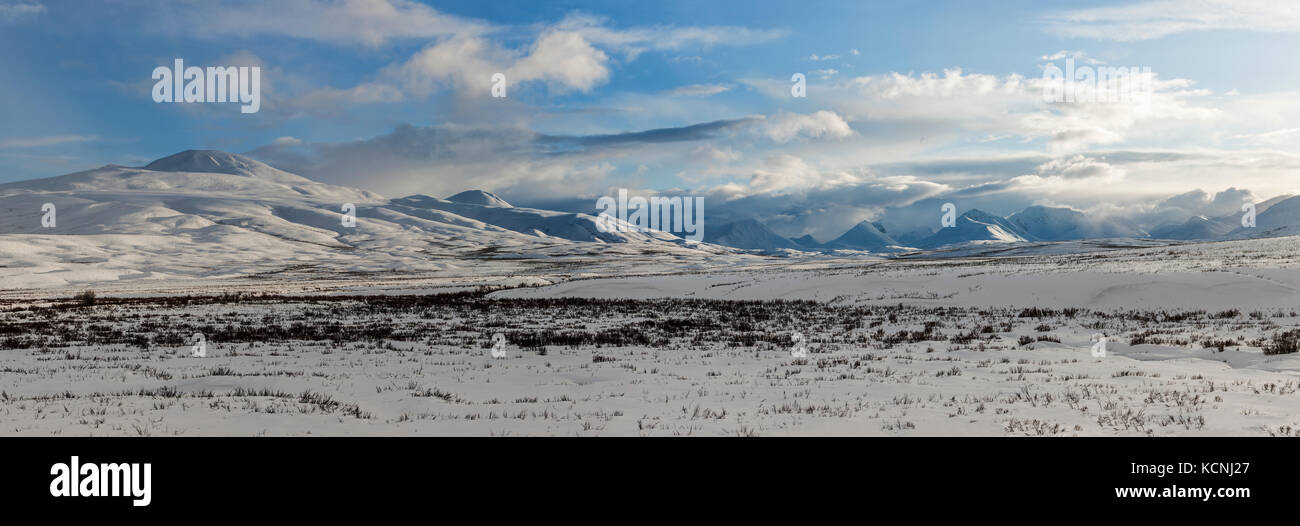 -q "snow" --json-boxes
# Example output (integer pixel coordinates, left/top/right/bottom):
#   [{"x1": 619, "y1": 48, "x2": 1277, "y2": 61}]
[{"x1": 5, "y1": 151, "x2": 1300, "y2": 435}]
